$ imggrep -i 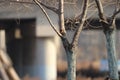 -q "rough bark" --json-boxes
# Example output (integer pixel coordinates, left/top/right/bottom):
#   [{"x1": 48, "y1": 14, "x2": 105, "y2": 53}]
[
  {"x1": 104, "y1": 27, "x2": 119, "y2": 80},
  {"x1": 61, "y1": 37, "x2": 76, "y2": 80},
  {"x1": 95, "y1": 0, "x2": 119, "y2": 79},
  {"x1": 66, "y1": 50, "x2": 76, "y2": 80}
]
